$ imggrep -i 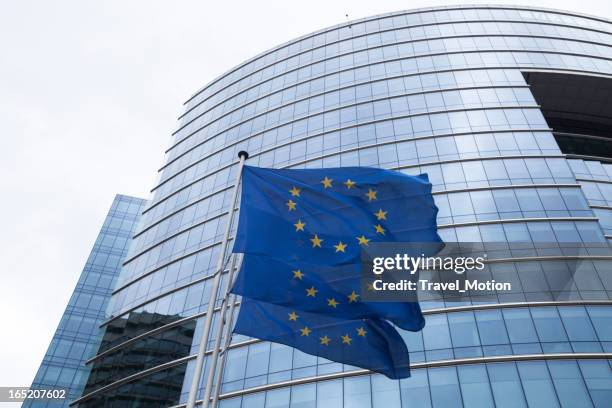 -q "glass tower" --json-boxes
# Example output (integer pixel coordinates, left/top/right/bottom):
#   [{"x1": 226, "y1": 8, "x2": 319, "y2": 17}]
[
  {"x1": 24, "y1": 194, "x2": 146, "y2": 407},
  {"x1": 75, "y1": 6, "x2": 612, "y2": 407}
]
